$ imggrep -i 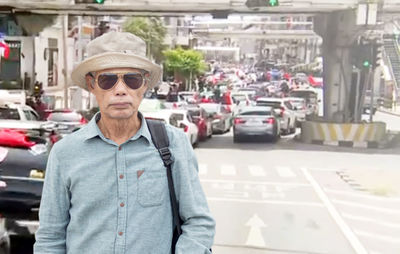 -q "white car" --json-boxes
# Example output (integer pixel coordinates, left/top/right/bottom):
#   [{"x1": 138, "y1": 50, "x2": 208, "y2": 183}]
[
  {"x1": 255, "y1": 97, "x2": 297, "y2": 135},
  {"x1": 143, "y1": 109, "x2": 199, "y2": 147},
  {"x1": 287, "y1": 97, "x2": 307, "y2": 126},
  {"x1": 0, "y1": 103, "x2": 40, "y2": 121}
]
